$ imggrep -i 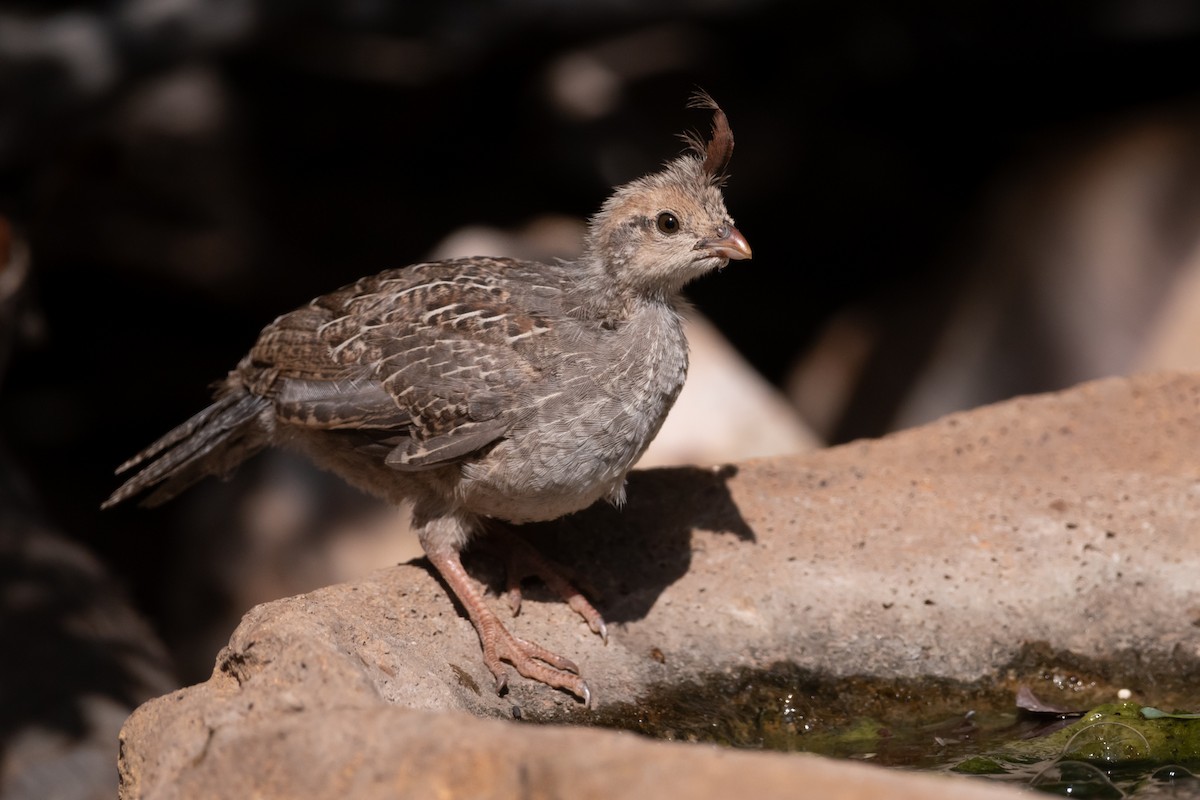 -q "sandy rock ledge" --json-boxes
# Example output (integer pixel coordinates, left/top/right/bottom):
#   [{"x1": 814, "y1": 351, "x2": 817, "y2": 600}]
[{"x1": 119, "y1": 372, "x2": 1200, "y2": 799}]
